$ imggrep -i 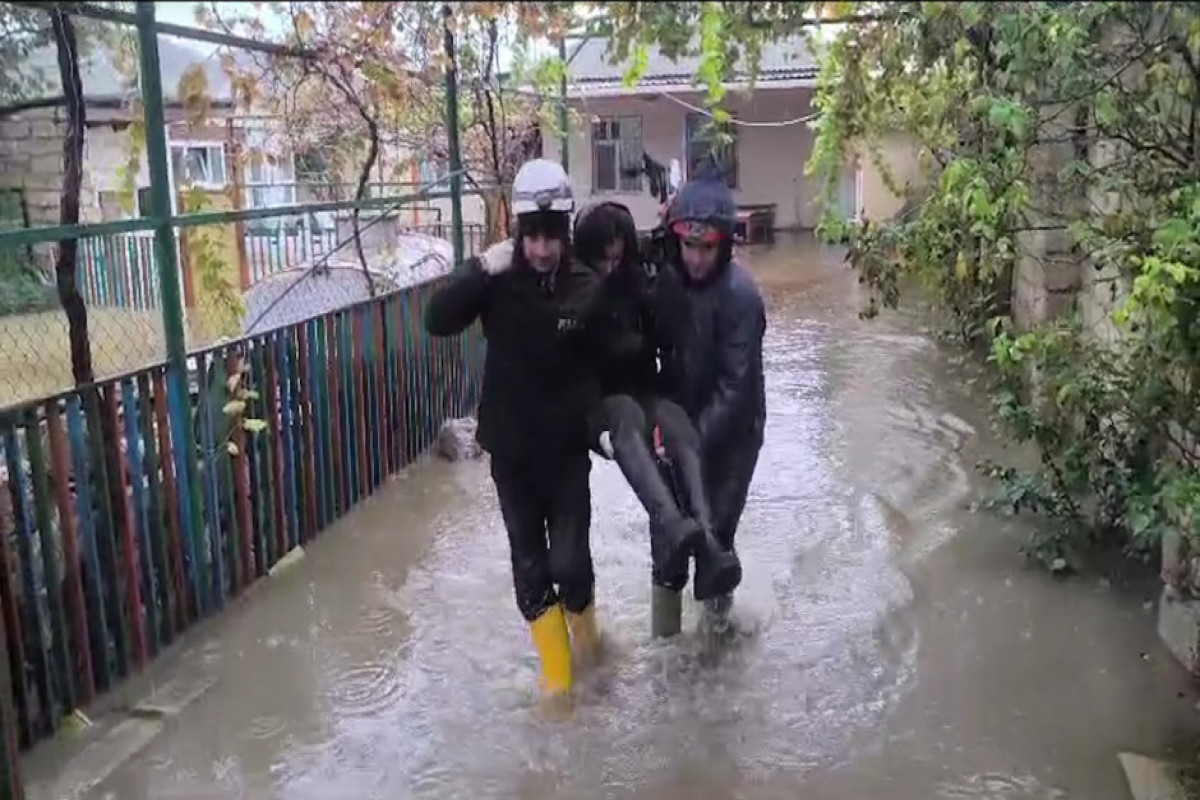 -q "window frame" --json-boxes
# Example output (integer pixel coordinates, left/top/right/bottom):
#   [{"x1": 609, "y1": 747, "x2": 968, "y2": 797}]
[
  {"x1": 590, "y1": 115, "x2": 644, "y2": 194},
  {"x1": 684, "y1": 112, "x2": 739, "y2": 190},
  {"x1": 169, "y1": 141, "x2": 228, "y2": 190}
]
